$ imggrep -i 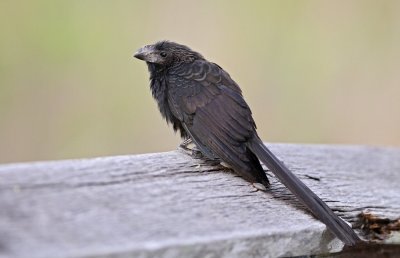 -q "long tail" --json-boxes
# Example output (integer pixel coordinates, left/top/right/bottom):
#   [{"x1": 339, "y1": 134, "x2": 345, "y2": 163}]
[{"x1": 247, "y1": 137, "x2": 361, "y2": 246}]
